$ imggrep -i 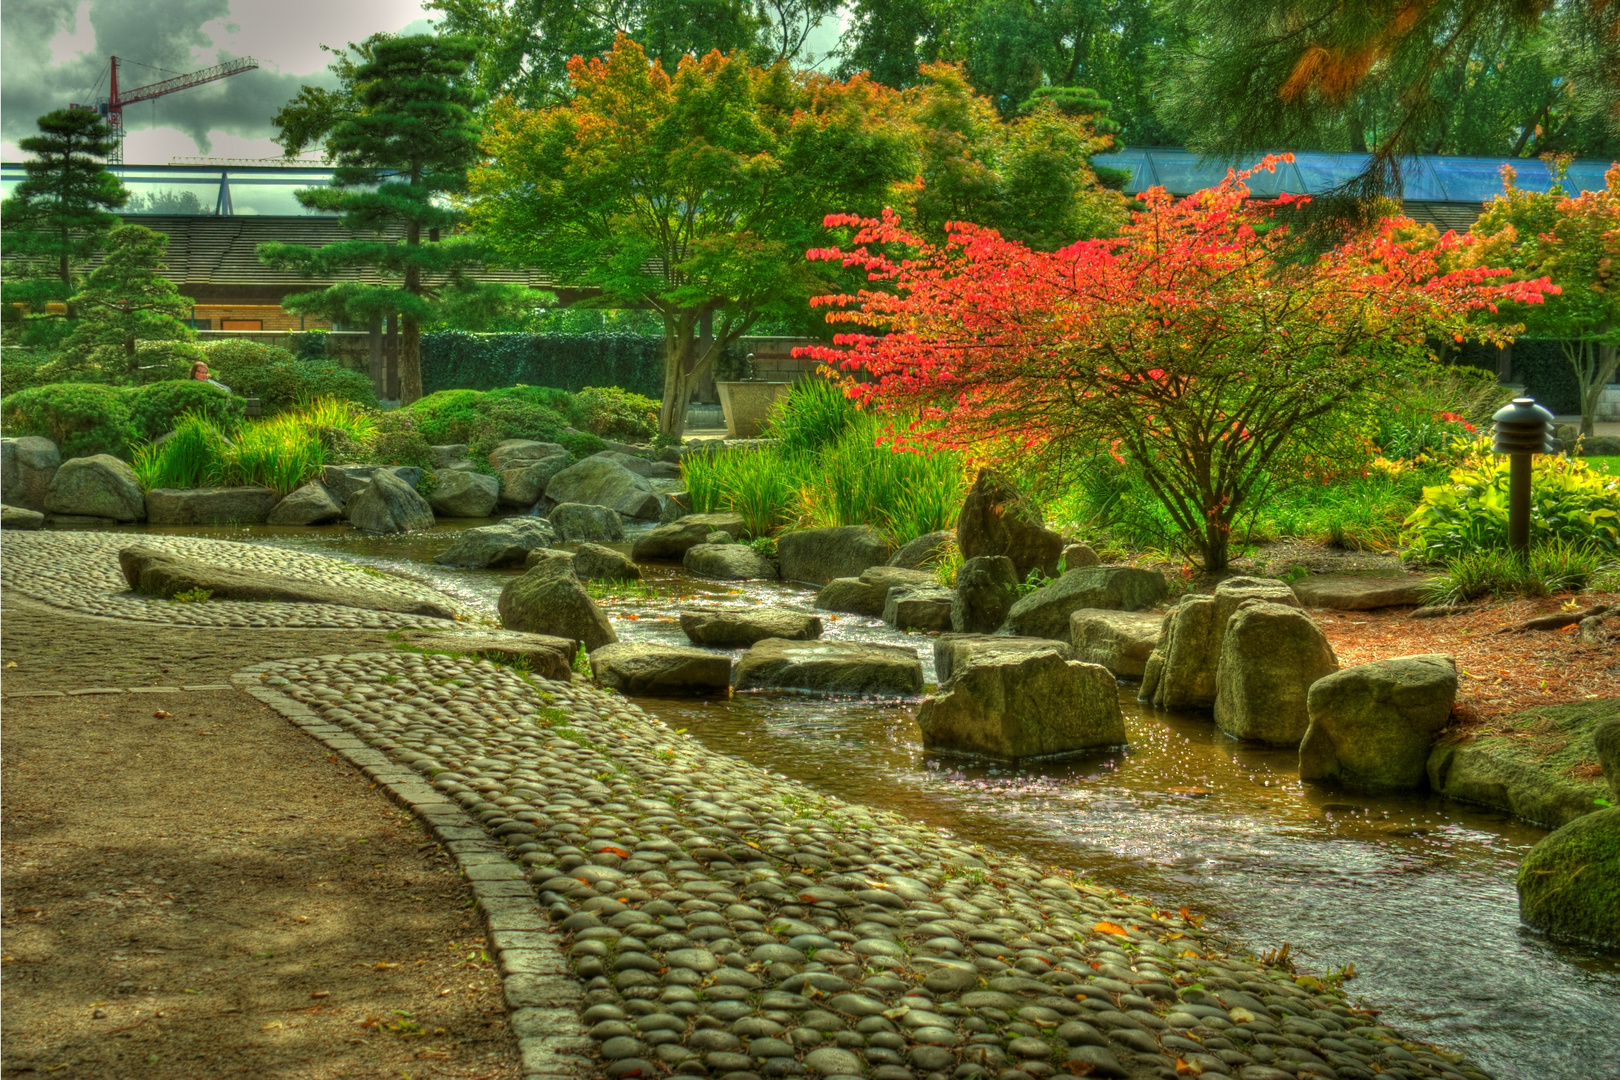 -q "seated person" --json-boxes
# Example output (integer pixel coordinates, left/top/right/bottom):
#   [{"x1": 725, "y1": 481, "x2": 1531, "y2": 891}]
[{"x1": 190, "y1": 361, "x2": 232, "y2": 394}]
